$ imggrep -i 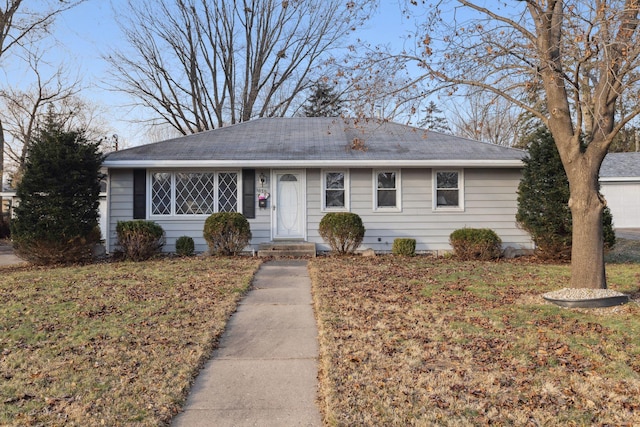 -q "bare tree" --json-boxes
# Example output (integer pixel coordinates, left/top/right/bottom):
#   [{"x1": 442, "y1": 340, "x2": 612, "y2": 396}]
[
  {"x1": 106, "y1": 0, "x2": 375, "y2": 135},
  {"x1": 1, "y1": 52, "x2": 82, "y2": 183},
  {"x1": 447, "y1": 90, "x2": 525, "y2": 147},
  {"x1": 0, "y1": 0, "x2": 85, "y2": 214},
  {"x1": 394, "y1": 0, "x2": 640, "y2": 289},
  {"x1": 0, "y1": 1, "x2": 82, "y2": 58},
  {"x1": 338, "y1": 42, "x2": 430, "y2": 123}
]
